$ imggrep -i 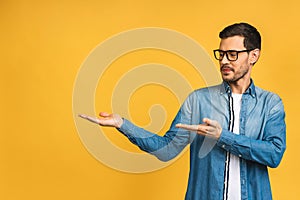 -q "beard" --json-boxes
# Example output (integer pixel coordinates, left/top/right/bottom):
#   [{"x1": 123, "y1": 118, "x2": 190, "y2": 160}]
[{"x1": 221, "y1": 65, "x2": 249, "y2": 83}]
